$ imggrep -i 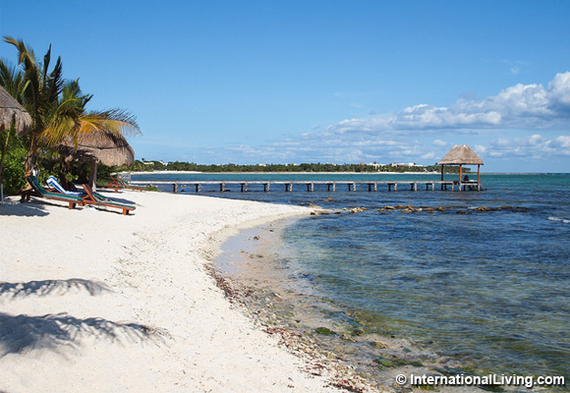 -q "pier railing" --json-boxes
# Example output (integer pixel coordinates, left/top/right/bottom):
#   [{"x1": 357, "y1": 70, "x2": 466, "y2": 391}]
[{"x1": 130, "y1": 180, "x2": 482, "y2": 193}]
